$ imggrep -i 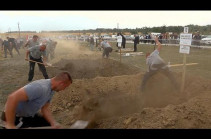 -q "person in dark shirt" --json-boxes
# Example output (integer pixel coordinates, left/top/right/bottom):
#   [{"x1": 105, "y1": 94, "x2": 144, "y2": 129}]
[
  {"x1": 7, "y1": 37, "x2": 20, "y2": 56},
  {"x1": 89, "y1": 36, "x2": 94, "y2": 51},
  {"x1": 2, "y1": 40, "x2": 13, "y2": 58},
  {"x1": 120, "y1": 33, "x2": 126, "y2": 49},
  {"x1": 133, "y1": 34, "x2": 139, "y2": 52}
]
